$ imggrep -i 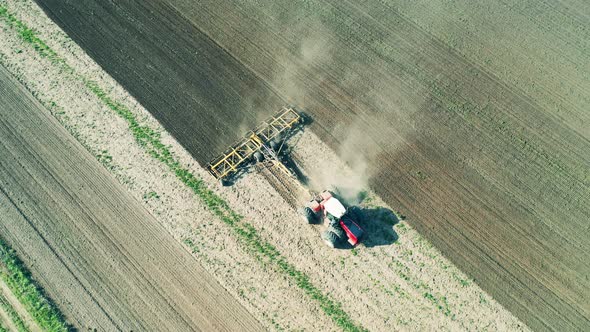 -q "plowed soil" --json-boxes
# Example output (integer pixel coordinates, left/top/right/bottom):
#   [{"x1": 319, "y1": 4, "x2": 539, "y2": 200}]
[
  {"x1": 0, "y1": 64, "x2": 262, "y2": 331},
  {"x1": 30, "y1": 0, "x2": 590, "y2": 330}
]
